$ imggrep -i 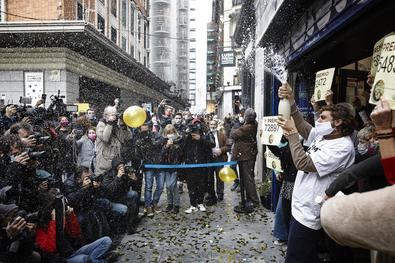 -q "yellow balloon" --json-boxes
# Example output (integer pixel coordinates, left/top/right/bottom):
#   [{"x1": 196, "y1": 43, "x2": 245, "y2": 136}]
[
  {"x1": 219, "y1": 167, "x2": 237, "y2": 183},
  {"x1": 123, "y1": 106, "x2": 147, "y2": 128}
]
